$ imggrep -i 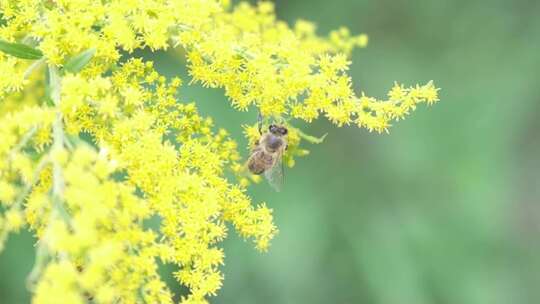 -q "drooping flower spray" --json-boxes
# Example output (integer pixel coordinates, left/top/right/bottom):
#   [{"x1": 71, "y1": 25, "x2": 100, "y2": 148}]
[{"x1": 0, "y1": 1, "x2": 439, "y2": 303}]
